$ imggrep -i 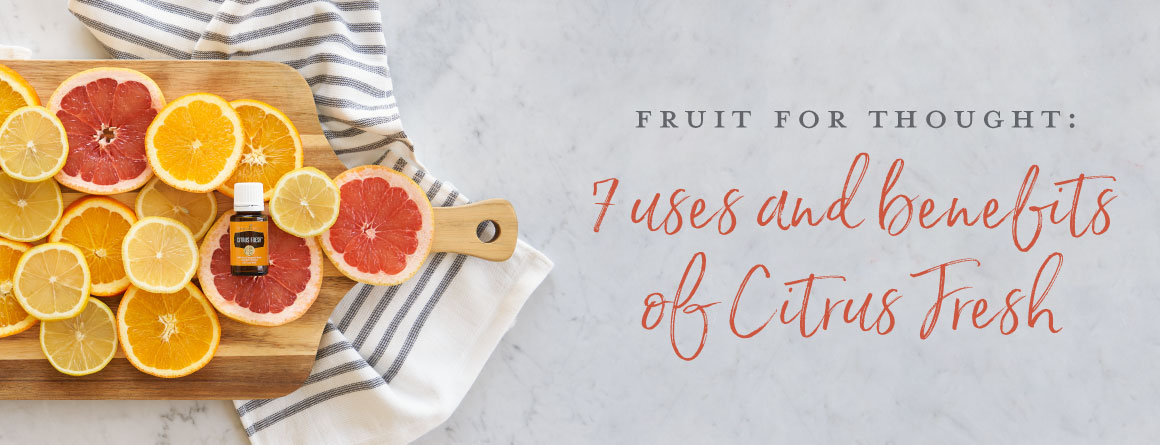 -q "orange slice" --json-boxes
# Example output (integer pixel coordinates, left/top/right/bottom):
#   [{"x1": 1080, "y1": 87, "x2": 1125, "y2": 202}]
[
  {"x1": 40, "y1": 297, "x2": 116, "y2": 376},
  {"x1": 270, "y1": 167, "x2": 340, "y2": 237},
  {"x1": 50, "y1": 196, "x2": 137, "y2": 296},
  {"x1": 0, "y1": 64, "x2": 39, "y2": 126},
  {"x1": 118, "y1": 283, "x2": 221, "y2": 378},
  {"x1": 134, "y1": 177, "x2": 217, "y2": 241},
  {"x1": 13, "y1": 242, "x2": 91, "y2": 321},
  {"x1": 0, "y1": 105, "x2": 68, "y2": 182},
  {"x1": 217, "y1": 99, "x2": 303, "y2": 200},
  {"x1": 121, "y1": 216, "x2": 198, "y2": 293},
  {"x1": 145, "y1": 93, "x2": 243, "y2": 192},
  {"x1": 0, "y1": 239, "x2": 34, "y2": 338},
  {"x1": 0, "y1": 171, "x2": 63, "y2": 242}
]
